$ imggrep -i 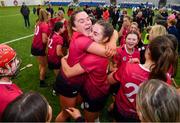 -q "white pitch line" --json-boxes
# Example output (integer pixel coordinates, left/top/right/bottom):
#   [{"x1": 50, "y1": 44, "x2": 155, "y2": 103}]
[
  {"x1": 2, "y1": 34, "x2": 34, "y2": 44},
  {"x1": 0, "y1": 14, "x2": 21, "y2": 18}
]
